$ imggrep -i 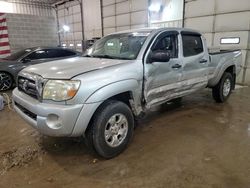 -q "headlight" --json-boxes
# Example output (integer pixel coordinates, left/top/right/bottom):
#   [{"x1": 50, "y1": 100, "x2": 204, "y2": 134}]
[{"x1": 43, "y1": 80, "x2": 81, "y2": 101}]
